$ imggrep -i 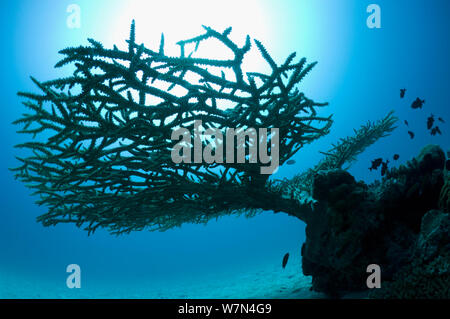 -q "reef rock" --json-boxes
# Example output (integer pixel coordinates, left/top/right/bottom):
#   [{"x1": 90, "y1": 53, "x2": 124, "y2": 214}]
[
  {"x1": 301, "y1": 144, "x2": 449, "y2": 297},
  {"x1": 369, "y1": 210, "x2": 450, "y2": 298},
  {"x1": 439, "y1": 172, "x2": 450, "y2": 212},
  {"x1": 415, "y1": 210, "x2": 450, "y2": 262},
  {"x1": 302, "y1": 169, "x2": 381, "y2": 295}
]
